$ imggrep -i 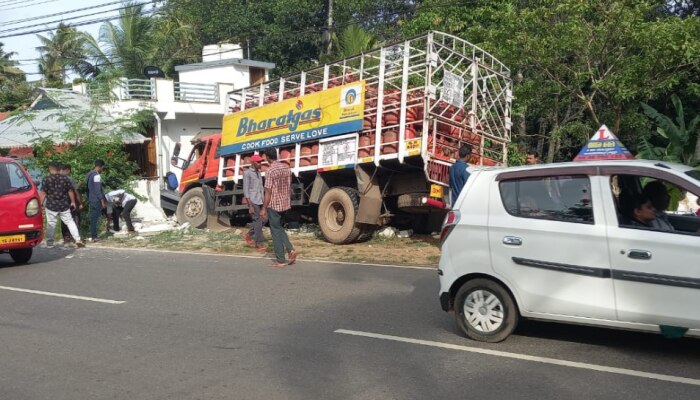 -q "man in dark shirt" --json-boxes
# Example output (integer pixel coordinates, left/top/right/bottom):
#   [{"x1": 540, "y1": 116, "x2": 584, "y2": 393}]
[
  {"x1": 449, "y1": 144, "x2": 472, "y2": 206},
  {"x1": 40, "y1": 162, "x2": 84, "y2": 248},
  {"x1": 86, "y1": 159, "x2": 106, "y2": 241}
]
